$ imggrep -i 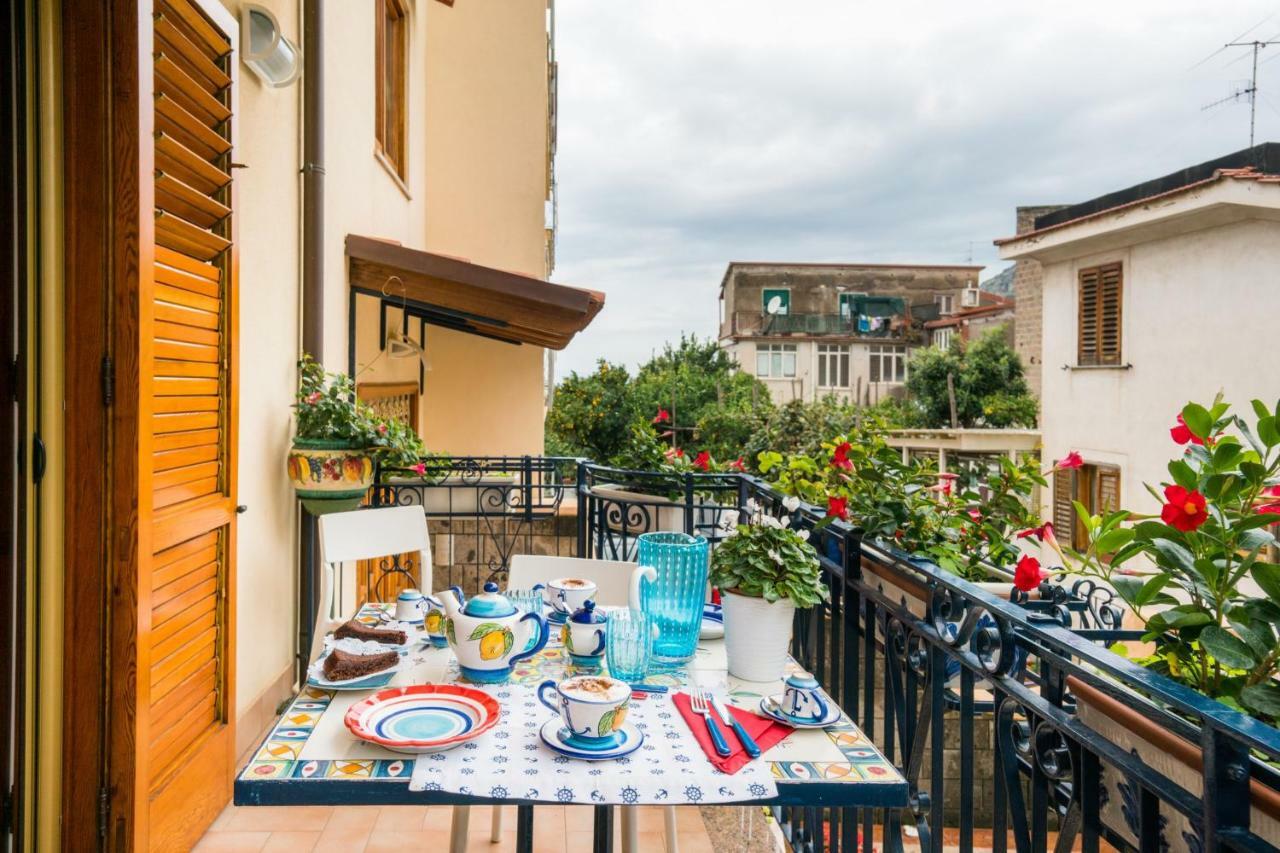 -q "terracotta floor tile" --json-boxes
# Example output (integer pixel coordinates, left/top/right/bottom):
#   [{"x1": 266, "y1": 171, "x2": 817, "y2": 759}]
[
  {"x1": 564, "y1": 806, "x2": 595, "y2": 832},
  {"x1": 673, "y1": 806, "x2": 705, "y2": 830},
  {"x1": 261, "y1": 830, "x2": 321, "y2": 852},
  {"x1": 674, "y1": 830, "x2": 715, "y2": 853},
  {"x1": 633, "y1": 830, "x2": 666, "y2": 851},
  {"x1": 314, "y1": 825, "x2": 372, "y2": 853},
  {"x1": 633, "y1": 807, "x2": 672, "y2": 834},
  {"x1": 324, "y1": 805, "x2": 381, "y2": 833},
  {"x1": 219, "y1": 805, "x2": 333, "y2": 832},
  {"x1": 208, "y1": 804, "x2": 238, "y2": 832},
  {"x1": 422, "y1": 805, "x2": 465, "y2": 832},
  {"x1": 192, "y1": 831, "x2": 271, "y2": 853},
  {"x1": 372, "y1": 805, "x2": 430, "y2": 832},
  {"x1": 363, "y1": 830, "x2": 439, "y2": 853}
]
